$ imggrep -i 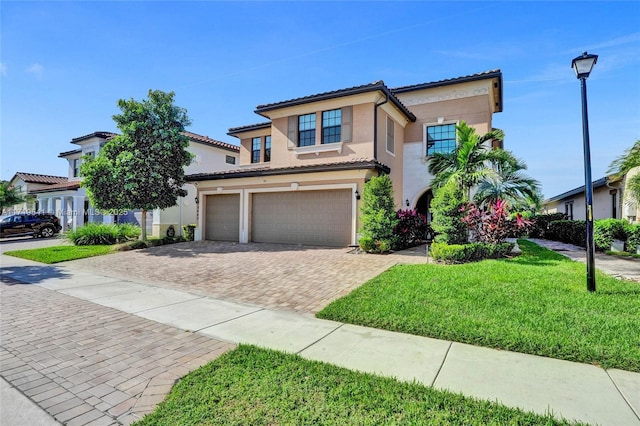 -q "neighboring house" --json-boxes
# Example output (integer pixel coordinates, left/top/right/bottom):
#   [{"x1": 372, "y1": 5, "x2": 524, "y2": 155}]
[
  {"x1": 30, "y1": 131, "x2": 240, "y2": 236},
  {"x1": 186, "y1": 70, "x2": 503, "y2": 247},
  {"x1": 543, "y1": 167, "x2": 640, "y2": 223},
  {"x1": 4, "y1": 172, "x2": 68, "y2": 214}
]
